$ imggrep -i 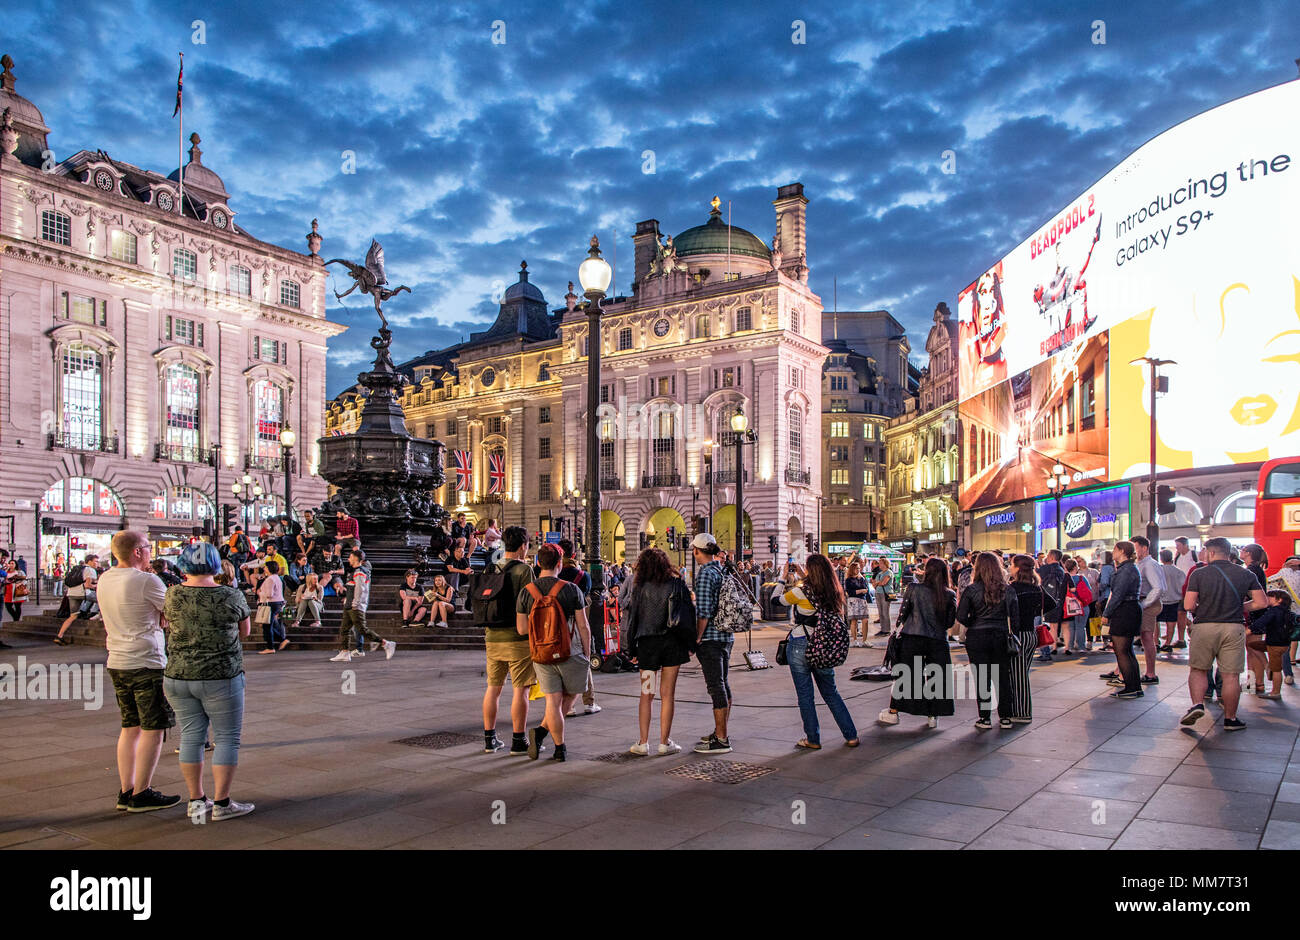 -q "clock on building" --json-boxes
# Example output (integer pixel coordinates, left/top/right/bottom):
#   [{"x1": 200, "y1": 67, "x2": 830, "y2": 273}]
[
  {"x1": 481, "y1": 367, "x2": 496, "y2": 388},
  {"x1": 93, "y1": 169, "x2": 115, "y2": 193},
  {"x1": 155, "y1": 190, "x2": 174, "y2": 211},
  {"x1": 210, "y1": 208, "x2": 228, "y2": 229},
  {"x1": 653, "y1": 318, "x2": 671, "y2": 338}
]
